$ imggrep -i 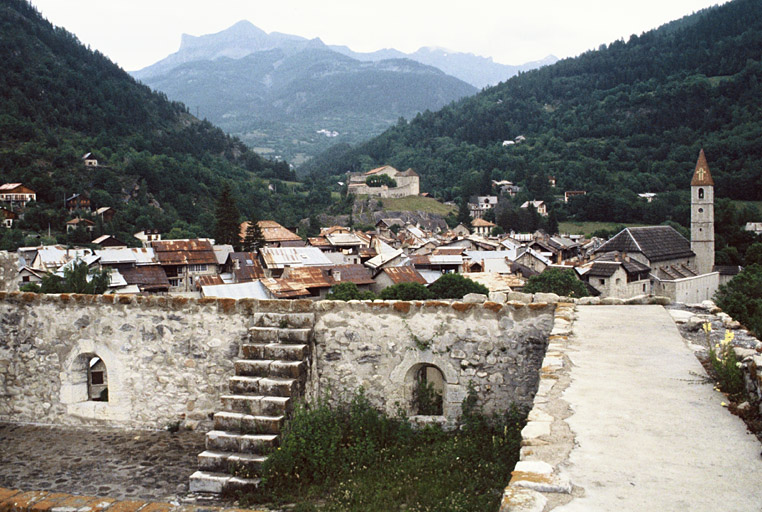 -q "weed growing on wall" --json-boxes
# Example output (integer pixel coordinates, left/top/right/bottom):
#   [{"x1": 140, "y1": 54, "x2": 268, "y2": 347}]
[
  {"x1": 707, "y1": 328, "x2": 745, "y2": 397},
  {"x1": 237, "y1": 386, "x2": 526, "y2": 511}
]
